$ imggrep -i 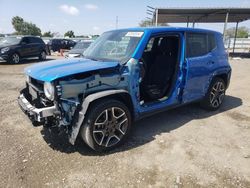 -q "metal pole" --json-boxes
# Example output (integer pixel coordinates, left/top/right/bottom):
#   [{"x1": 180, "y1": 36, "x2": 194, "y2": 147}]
[
  {"x1": 187, "y1": 17, "x2": 189, "y2": 27},
  {"x1": 233, "y1": 22, "x2": 239, "y2": 53},
  {"x1": 223, "y1": 12, "x2": 229, "y2": 40},
  {"x1": 155, "y1": 9, "x2": 158, "y2": 26},
  {"x1": 115, "y1": 16, "x2": 118, "y2": 29},
  {"x1": 192, "y1": 22, "x2": 195, "y2": 28}
]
